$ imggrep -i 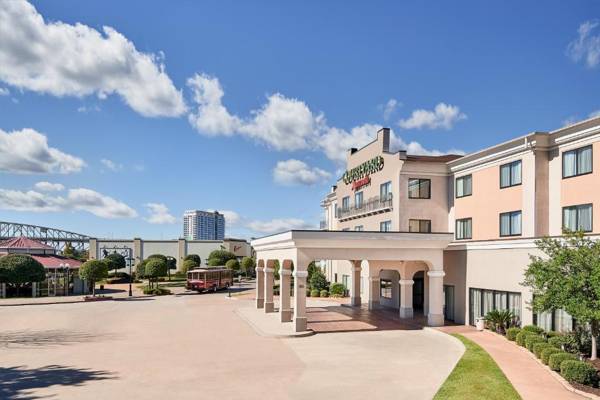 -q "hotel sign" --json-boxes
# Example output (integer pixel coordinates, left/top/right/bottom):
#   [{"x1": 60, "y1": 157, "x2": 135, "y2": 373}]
[{"x1": 342, "y1": 156, "x2": 384, "y2": 190}]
